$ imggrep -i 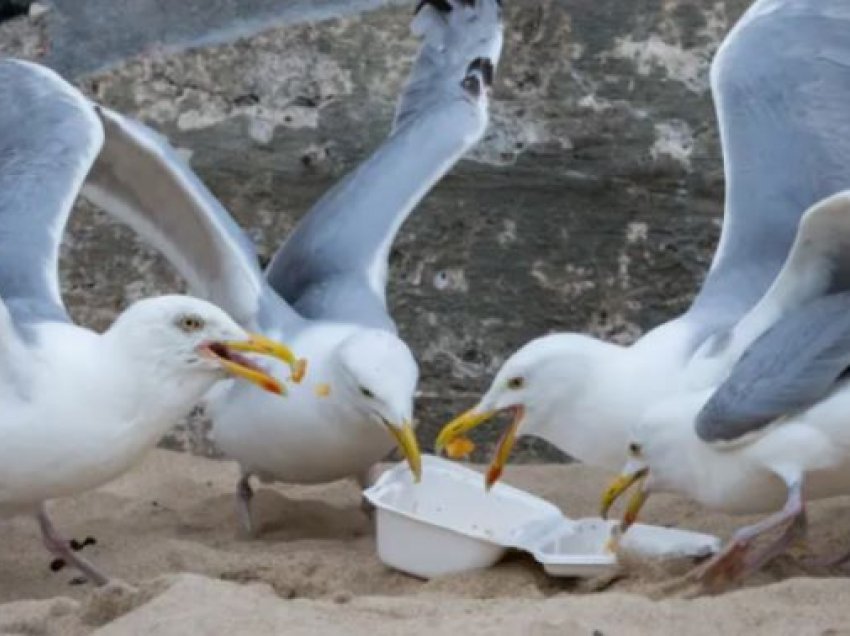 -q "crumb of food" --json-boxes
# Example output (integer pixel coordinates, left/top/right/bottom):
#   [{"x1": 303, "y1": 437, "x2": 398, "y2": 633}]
[
  {"x1": 445, "y1": 436, "x2": 476, "y2": 459},
  {"x1": 291, "y1": 358, "x2": 308, "y2": 383},
  {"x1": 314, "y1": 383, "x2": 331, "y2": 397}
]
